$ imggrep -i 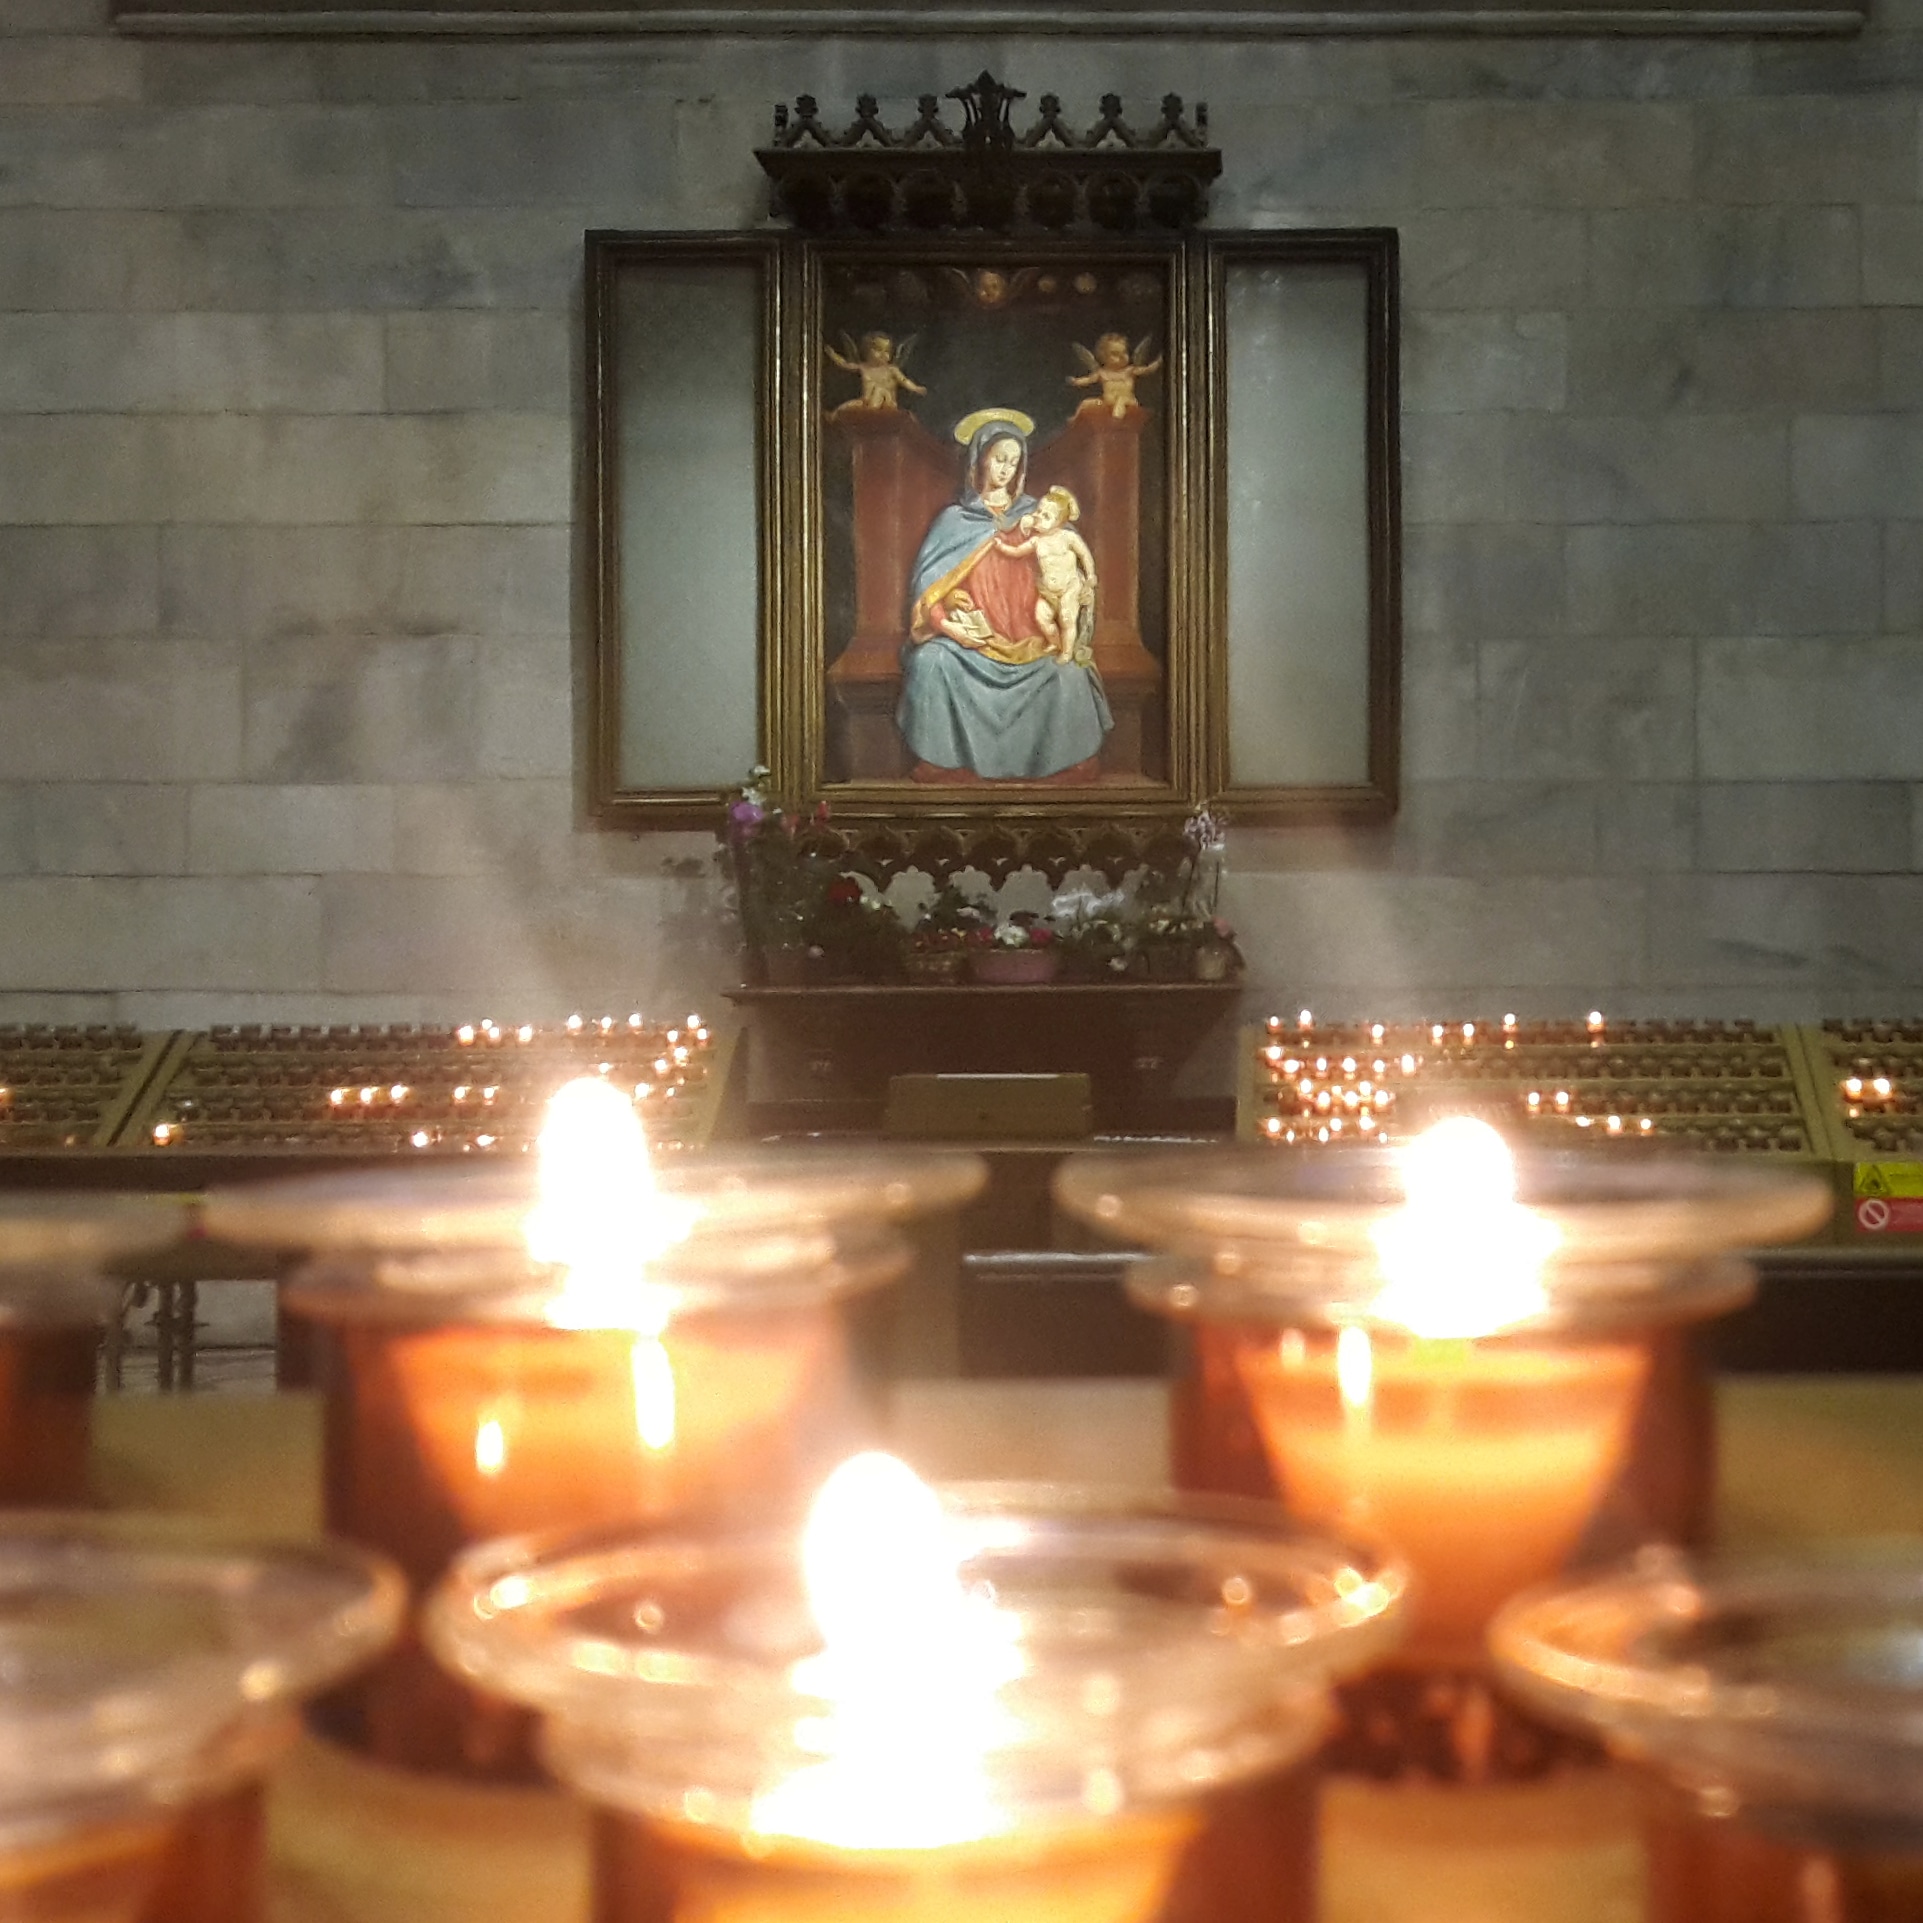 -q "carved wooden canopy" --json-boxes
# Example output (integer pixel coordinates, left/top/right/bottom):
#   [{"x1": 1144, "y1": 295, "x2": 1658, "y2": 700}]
[{"x1": 757, "y1": 75, "x2": 1221, "y2": 235}]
